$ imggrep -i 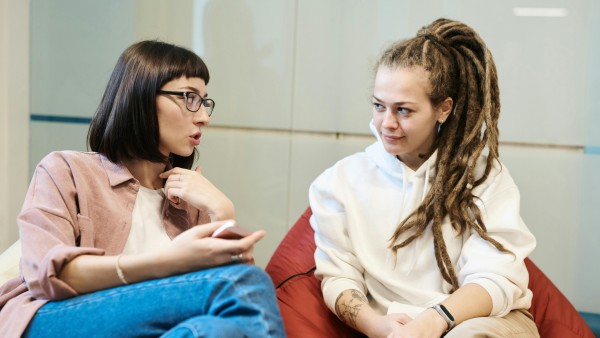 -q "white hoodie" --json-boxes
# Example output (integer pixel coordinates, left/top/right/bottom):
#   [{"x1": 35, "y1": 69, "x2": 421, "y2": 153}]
[{"x1": 309, "y1": 122, "x2": 536, "y2": 318}]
